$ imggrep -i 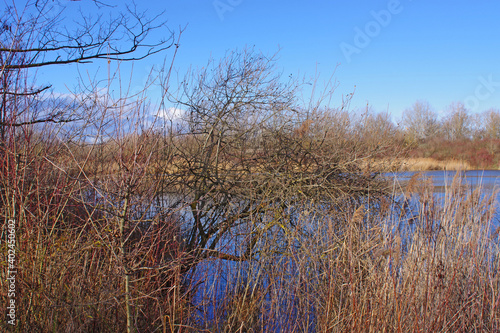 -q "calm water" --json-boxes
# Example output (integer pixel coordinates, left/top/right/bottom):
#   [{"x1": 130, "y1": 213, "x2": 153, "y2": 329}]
[
  {"x1": 385, "y1": 170, "x2": 500, "y2": 229},
  {"x1": 385, "y1": 170, "x2": 500, "y2": 192}
]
